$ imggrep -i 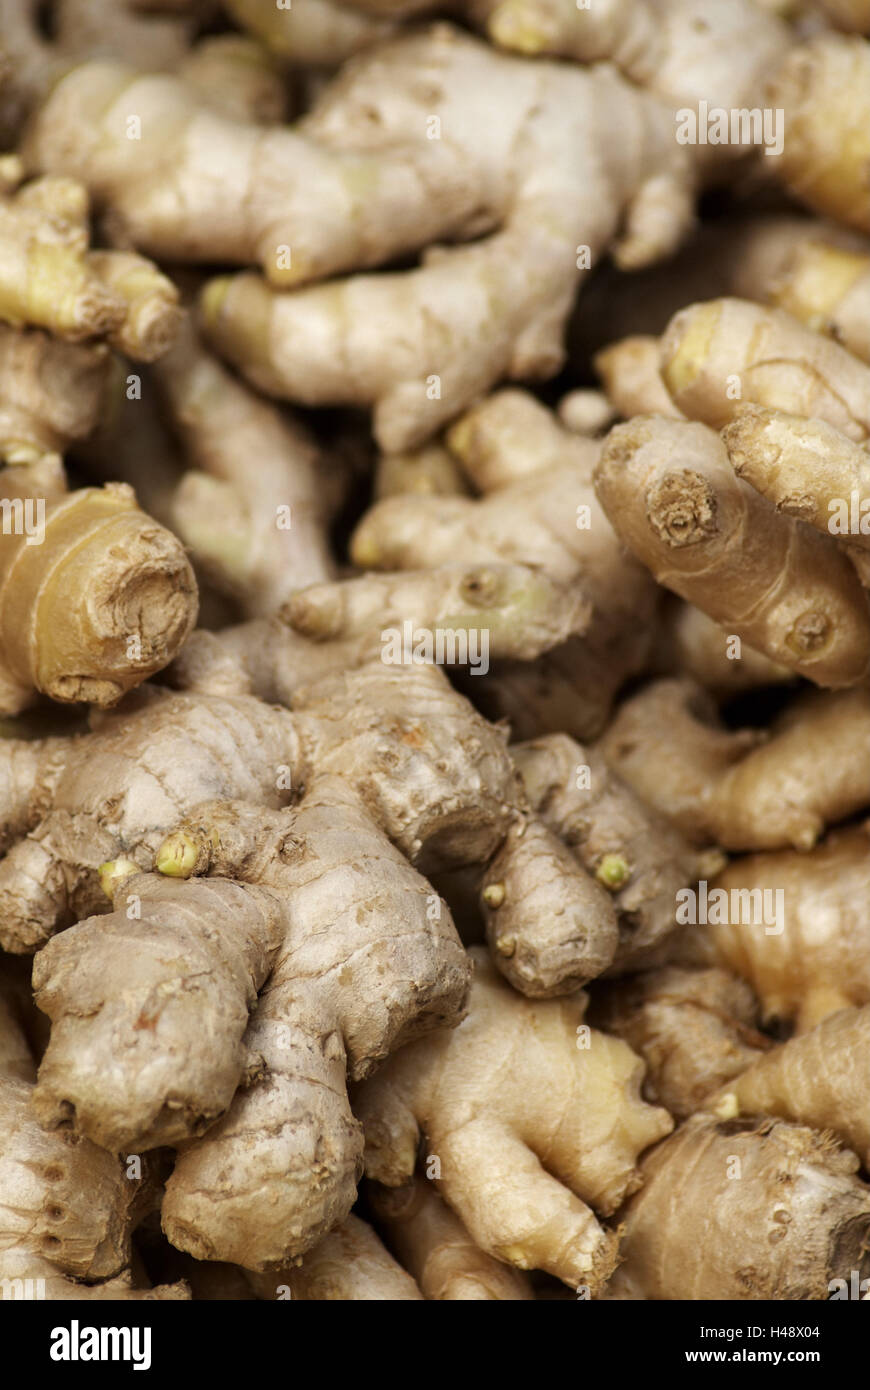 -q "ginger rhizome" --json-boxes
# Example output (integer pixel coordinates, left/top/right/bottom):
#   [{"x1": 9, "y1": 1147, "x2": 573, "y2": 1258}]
[
  {"x1": 171, "y1": 623, "x2": 691, "y2": 995},
  {"x1": 245, "y1": 1215, "x2": 424, "y2": 1301},
  {"x1": 22, "y1": 662, "x2": 672, "y2": 1265},
  {"x1": 708, "y1": 1005, "x2": 870, "y2": 1166},
  {"x1": 683, "y1": 823, "x2": 870, "y2": 1032},
  {"x1": 0, "y1": 325, "x2": 107, "y2": 467},
  {"x1": 591, "y1": 966, "x2": 770, "y2": 1119},
  {"x1": 594, "y1": 416, "x2": 870, "y2": 687},
  {"x1": 607, "y1": 1116, "x2": 870, "y2": 1300},
  {"x1": 508, "y1": 733, "x2": 705, "y2": 973},
  {"x1": 7, "y1": 0, "x2": 870, "y2": 1308},
  {"x1": 23, "y1": 25, "x2": 699, "y2": 449},
  {"x1": 0, "y1": 957, "x2": 186, "y2": 1301},
  {"x1": 0, "y1": 458, "x2": 197, "y2": 714},
  {"x1": 150, "y1": 316, "x2": 337, "y2": 612},
  {"x1": 0, "y1": 172, "x2": 180, "y2": 360},
  {"x1": 368, "y1": 1176, "x2": 534, "y2": 1299},
  {"x1": 0, "y1": 687, "x2": 302, "y2": 952},
  {"x1": 600, "y1": 679, "x2": 870, "y2": 852},
  {"x1": 354, "y1": 949, "x2": 673, "y2": 1292},
  {"x1": 351, "y1": 389, "x2": 658, "y2": 738},
  {"x1": 154, "y1": 785, "x2": 468, "y2": 1268}
]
